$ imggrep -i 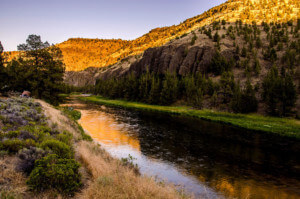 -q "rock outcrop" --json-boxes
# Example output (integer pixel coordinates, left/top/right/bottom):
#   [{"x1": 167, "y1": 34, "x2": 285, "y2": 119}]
[
  {"x1": 128, "y1": 44, "x2": 216, "y2": 76},
  {"x1": 64, "y1": 67, "x2": 99, "y2": 87},
  {"x1": 64, "y1": 31, "x2": 236, "y2": 86}
]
